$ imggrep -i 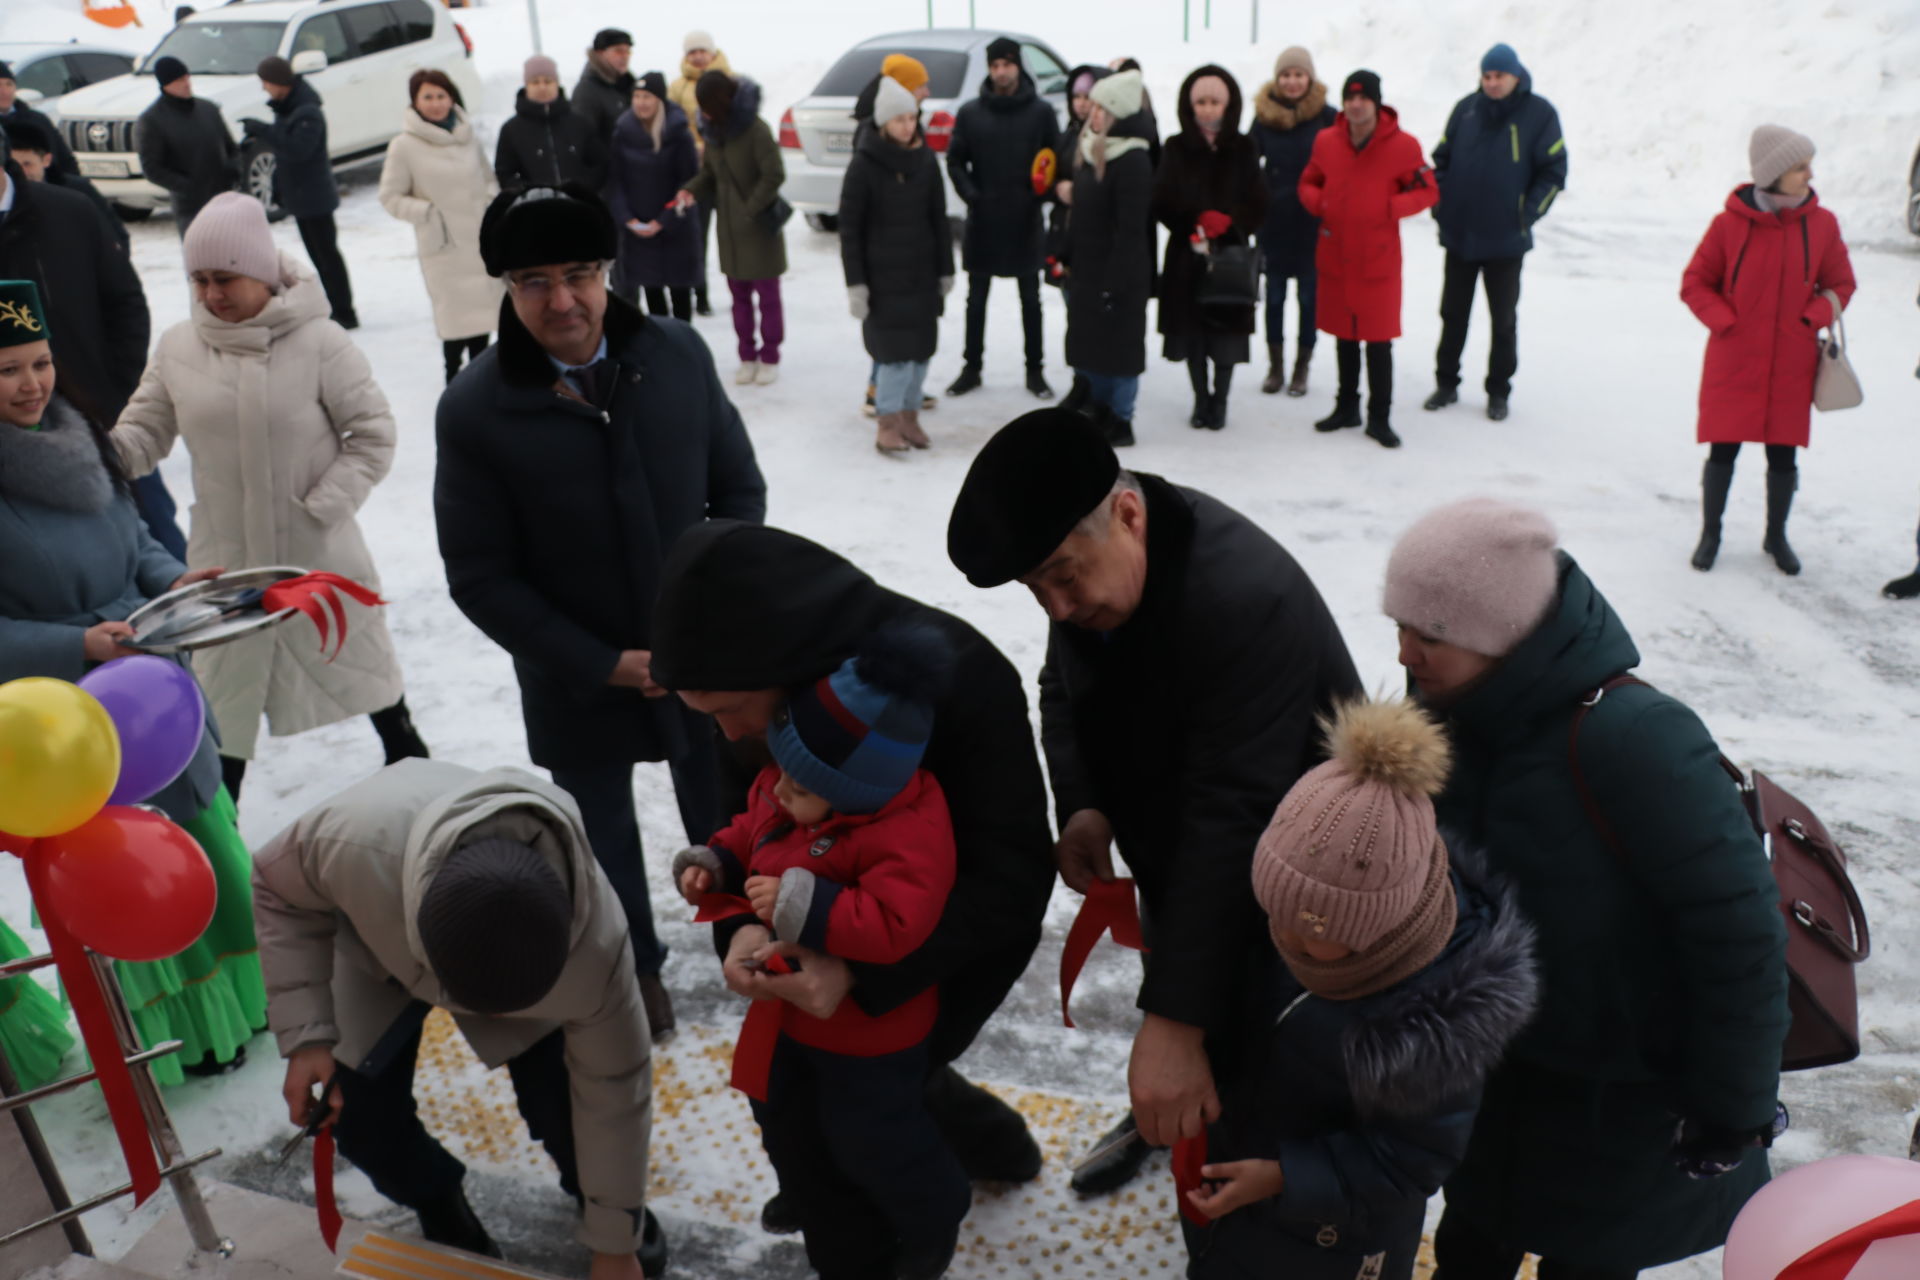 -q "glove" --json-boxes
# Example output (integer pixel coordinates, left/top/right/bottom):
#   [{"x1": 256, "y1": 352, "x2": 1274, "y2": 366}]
[
  {"x1": 240, "y1": 118, "x2": 269, "y2": 139},
  {"x1": 1670, "y1": 1104, "x2": 1789, "y2": 1180},
  {"x1": 847, "y1": 284, "x2": 870, "y2": 321},
  {"x1": 938, "y1": 276, "x2": 954, "y2": 297},
  {"x1": 1196, "y1": 210, "x2": 1233, "y2": 240}
]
